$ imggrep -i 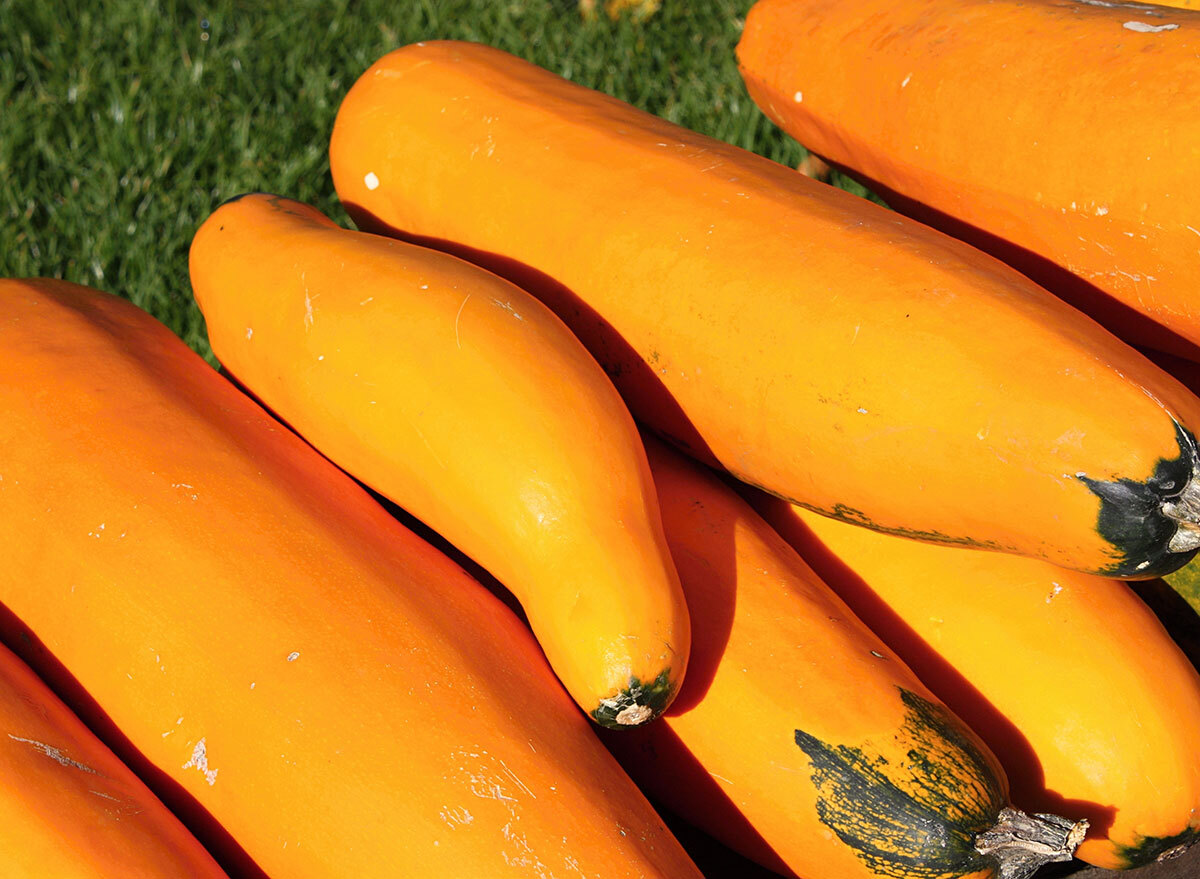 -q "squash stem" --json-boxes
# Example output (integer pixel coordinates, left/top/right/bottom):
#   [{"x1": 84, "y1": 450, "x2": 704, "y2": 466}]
[{"x1": 974, "y1": 807, "x2": 1088, "y2": 879}]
